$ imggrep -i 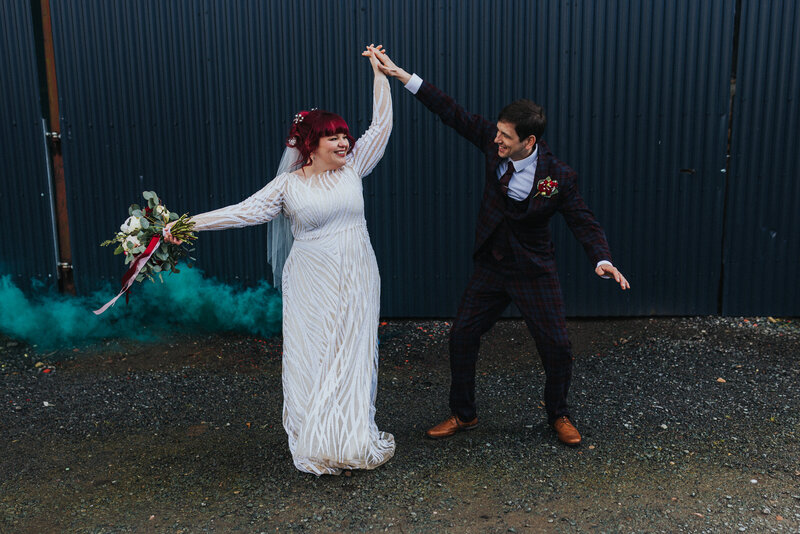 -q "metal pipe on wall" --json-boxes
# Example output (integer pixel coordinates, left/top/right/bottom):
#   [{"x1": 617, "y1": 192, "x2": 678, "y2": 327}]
[
  {"x1": 41, "y1": 118, "x2": 61, "y2": 279},
  {"x1": 39, "y1": 0, "x2": 75, "y2": 294}
]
